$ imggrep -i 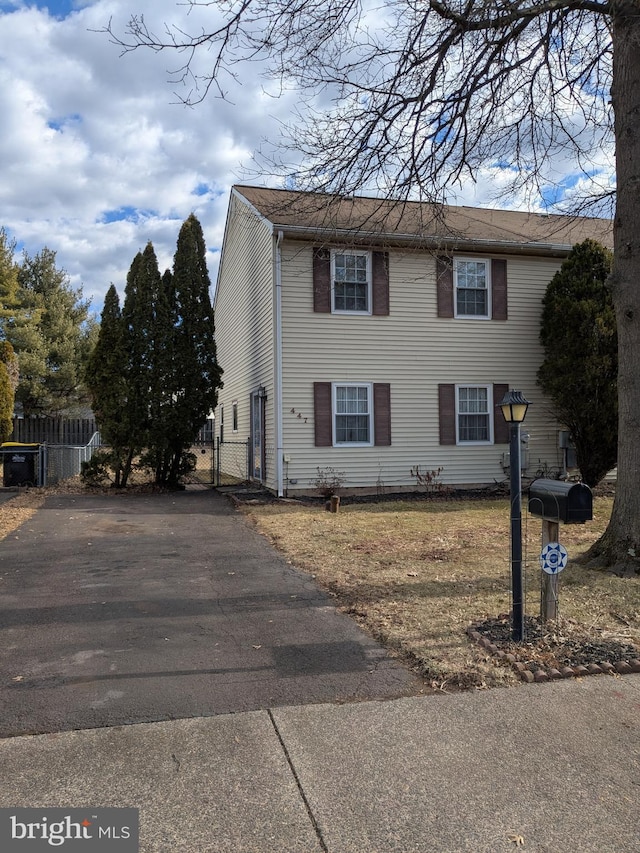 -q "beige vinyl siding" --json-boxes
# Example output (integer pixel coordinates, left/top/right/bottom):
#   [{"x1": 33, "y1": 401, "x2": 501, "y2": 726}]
[
  {"x1": 214, "y1": 195, "x2": 276, "y2": 489},
  {"x1": 280, "y1": 241, "x2": 565, "y2": 491}
]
